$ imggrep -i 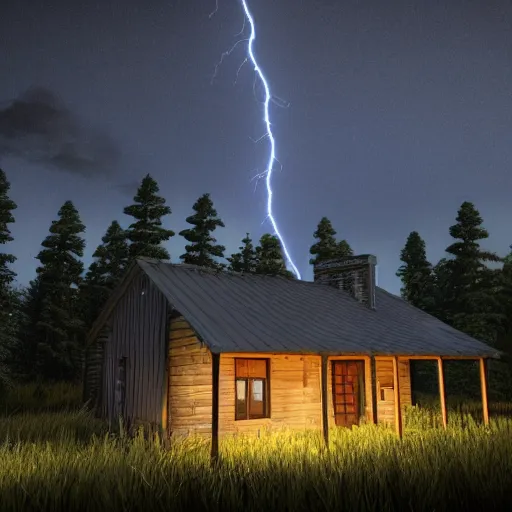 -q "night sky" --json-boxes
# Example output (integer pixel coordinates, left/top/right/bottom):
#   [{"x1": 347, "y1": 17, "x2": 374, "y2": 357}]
[{"x1": 1, "y1": 0, "x2": 511, "y2": 295}]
